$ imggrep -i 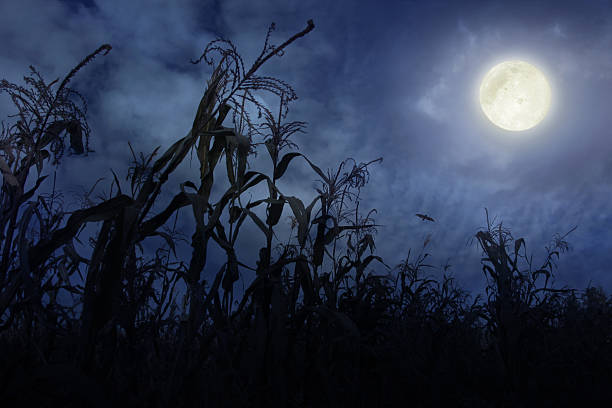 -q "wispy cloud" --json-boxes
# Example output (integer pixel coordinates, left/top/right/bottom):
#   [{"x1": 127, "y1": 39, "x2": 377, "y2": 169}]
[{"x1": 415, "y1": 77, "x2": 448, "y2": 121}]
